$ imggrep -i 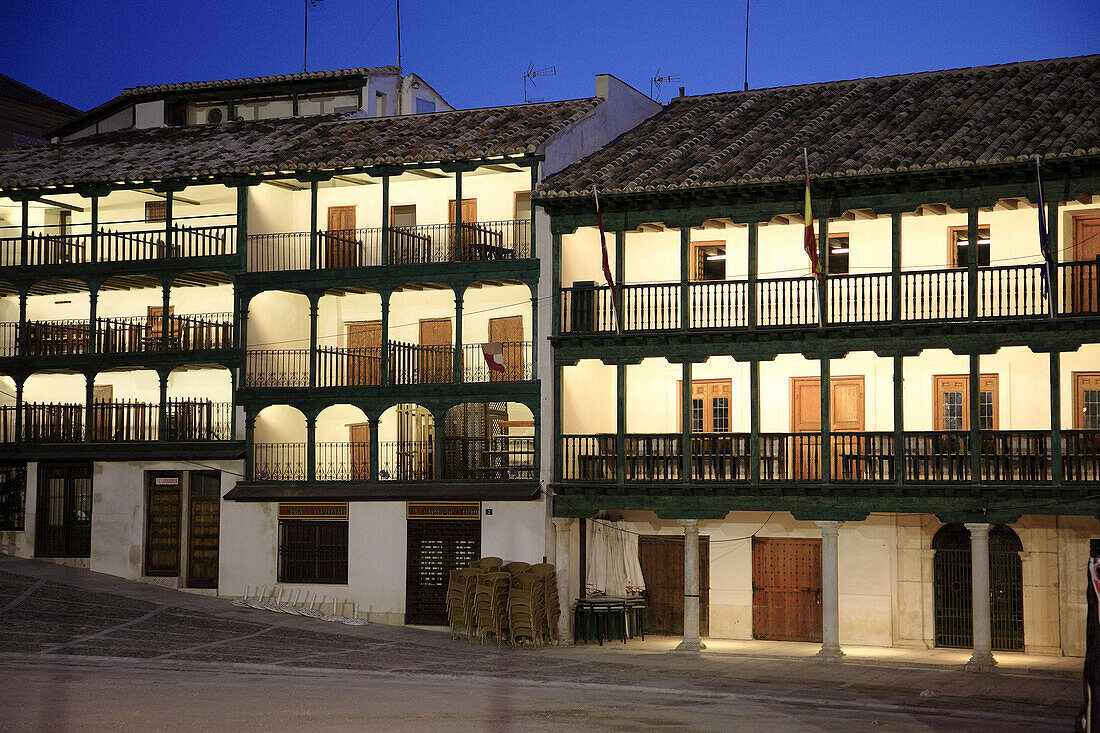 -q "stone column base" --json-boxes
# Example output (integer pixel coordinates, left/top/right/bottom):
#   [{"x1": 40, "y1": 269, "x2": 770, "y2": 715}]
[
  {"x1": 964, "y1": 651, "x2": 997, "y2": 671},
  {"x1": 673, "y1": 639, "x2": 707, "y2": 652},
  {"x1": 815, "y1": 644, "x2": 844, "y2": 660}
]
